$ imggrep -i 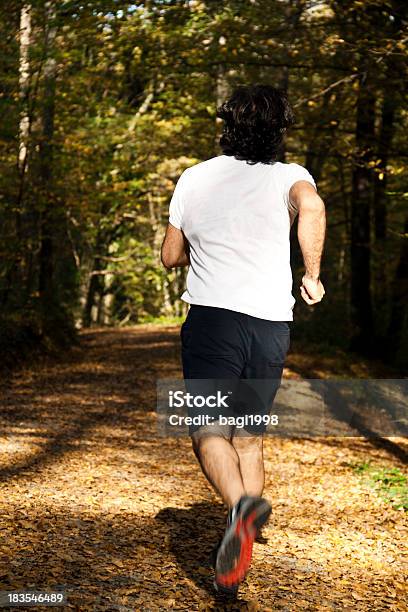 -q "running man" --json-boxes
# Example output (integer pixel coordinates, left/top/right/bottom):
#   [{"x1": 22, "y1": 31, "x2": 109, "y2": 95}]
[{"x1": 161, "y1": 84, "x2": 326, "y2": 595}]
